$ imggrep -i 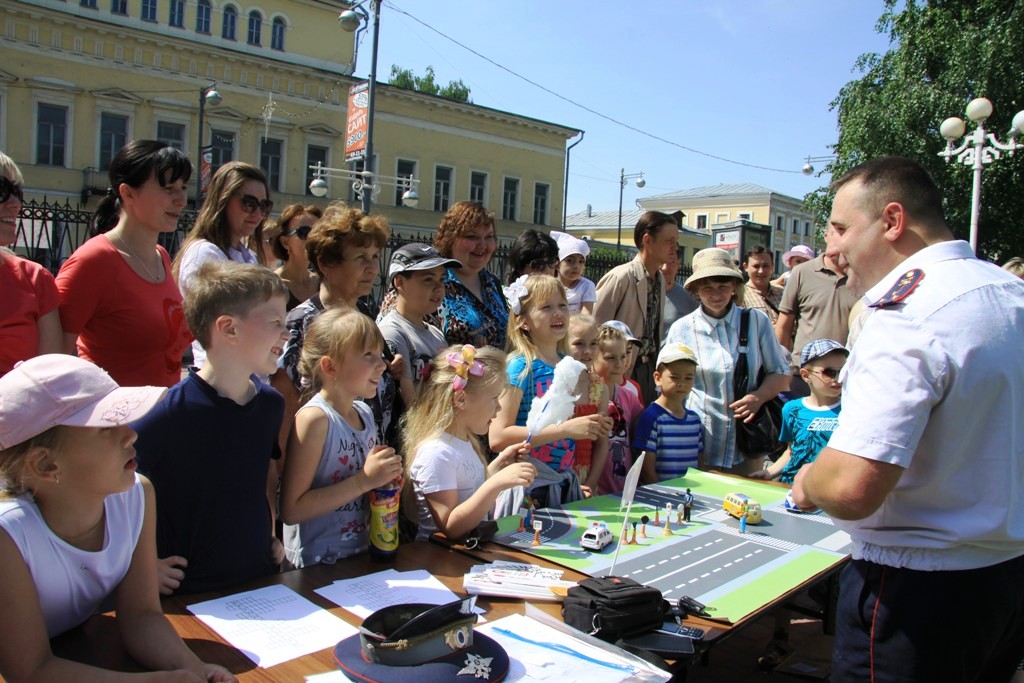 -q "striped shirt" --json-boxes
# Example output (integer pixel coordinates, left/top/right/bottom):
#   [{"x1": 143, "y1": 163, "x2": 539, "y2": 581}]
[{"x1": 632, "y1": 403, "x2": 703, "y2": 481}]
